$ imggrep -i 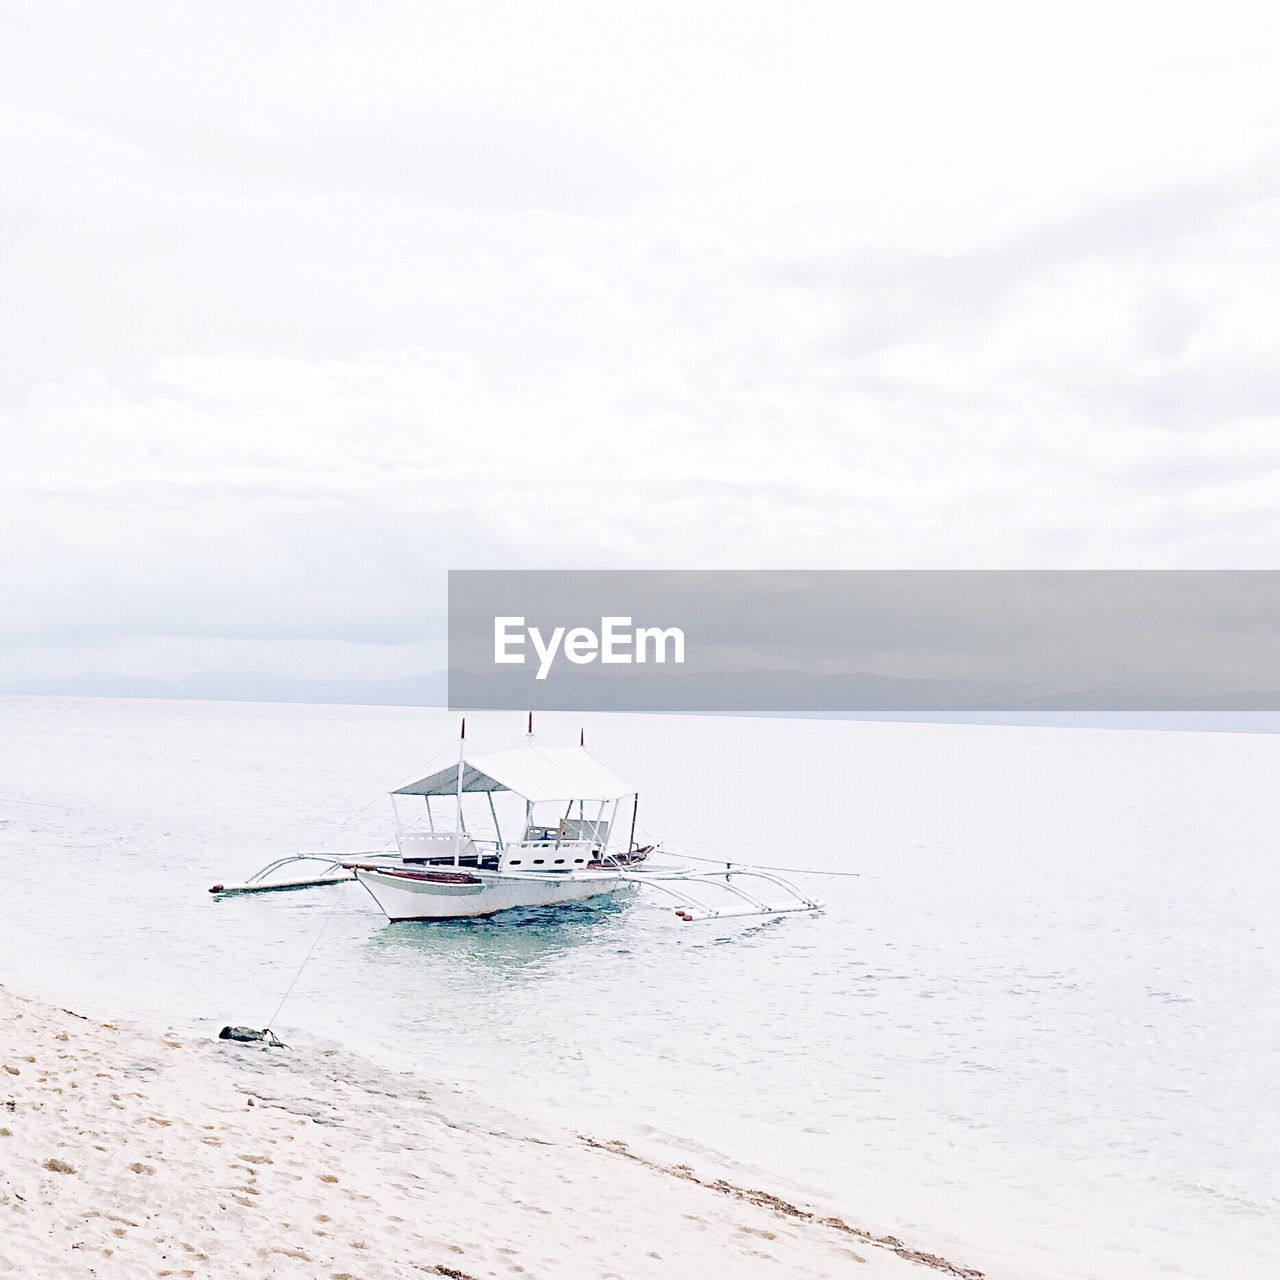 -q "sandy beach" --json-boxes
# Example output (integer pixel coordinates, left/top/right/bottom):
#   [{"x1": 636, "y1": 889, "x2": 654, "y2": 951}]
[{"x1": 0, "y1": 981, "x2": 987, "y2": 1280}]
